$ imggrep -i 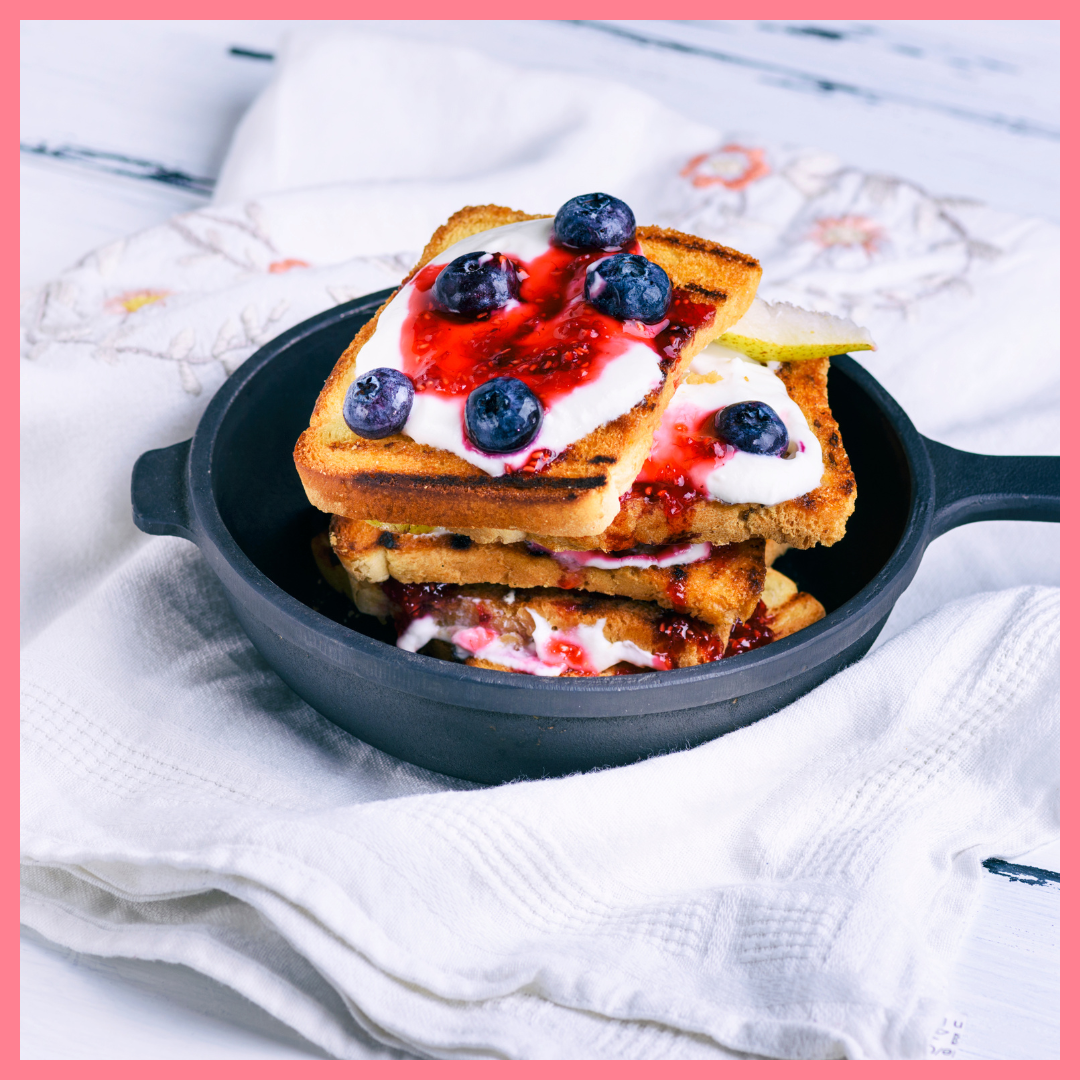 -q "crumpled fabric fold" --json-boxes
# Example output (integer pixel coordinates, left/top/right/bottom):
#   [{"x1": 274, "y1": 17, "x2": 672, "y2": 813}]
[{"x1": 21, "y1": 28, "x2": 1058, "y2": 1060}]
